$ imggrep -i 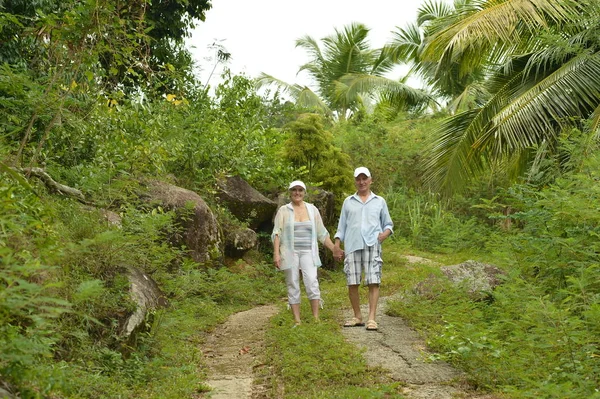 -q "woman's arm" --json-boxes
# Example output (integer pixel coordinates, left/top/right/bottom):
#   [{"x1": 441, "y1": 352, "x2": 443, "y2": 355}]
[{"x1": 273, "y1": 234, "x2": 281, "y2": 269}]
